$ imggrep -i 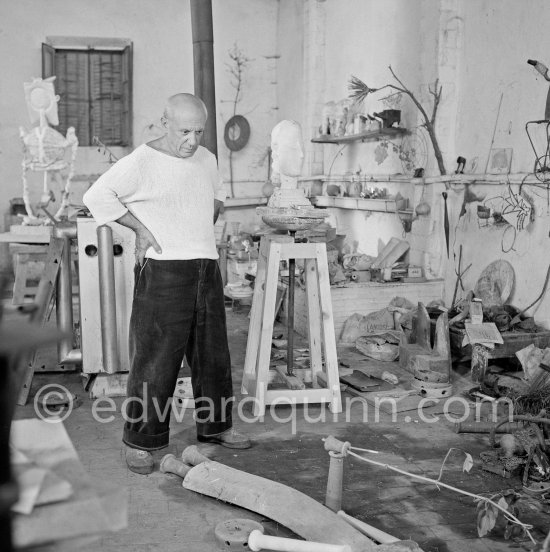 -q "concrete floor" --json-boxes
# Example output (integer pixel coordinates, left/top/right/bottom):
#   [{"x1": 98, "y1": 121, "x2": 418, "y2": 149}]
[{"x1": 11, "y1": 304, "x2": 549, "y2": 552}]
